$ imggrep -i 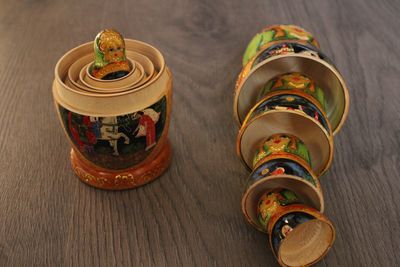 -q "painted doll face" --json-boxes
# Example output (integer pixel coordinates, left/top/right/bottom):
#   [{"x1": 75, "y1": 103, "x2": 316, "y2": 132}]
[{"x1": 102, "y1": 39, "x2": 125, "y2": 63}]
